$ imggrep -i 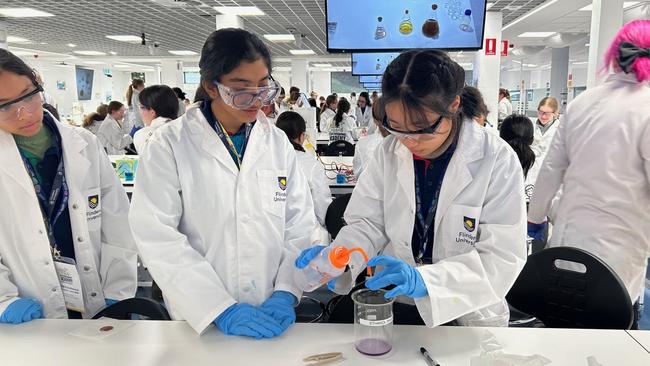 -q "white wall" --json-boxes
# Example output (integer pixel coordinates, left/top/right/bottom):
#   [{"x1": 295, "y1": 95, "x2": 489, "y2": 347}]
[
  {"x1": 310, "y1": 70, "x2": 331, "y2": 99},
  {"x1": 500, "y1": 69, "x2": 531, "y2": 90},
  {"x1": 273, "y1": 71, "x2": 291, "y2": 95}
]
